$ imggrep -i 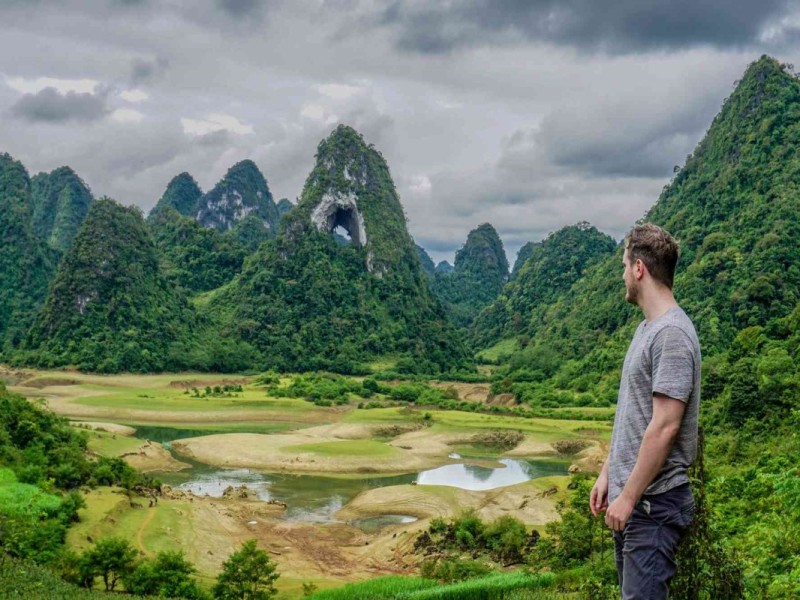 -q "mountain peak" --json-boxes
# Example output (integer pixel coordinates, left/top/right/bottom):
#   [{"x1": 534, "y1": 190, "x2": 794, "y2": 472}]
[
  {"x1": 149, "y1": 172, "x2": 202, "y2": 222},
  {"x1": 291, "y1": 125, "x2": 413, "y2": 274},
  {"x1": 195, "y1": 160, "x2": 278, "y2": 233},
  {"x1": 30, "y1": 165, "x2": 93, "y2": 253}
]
